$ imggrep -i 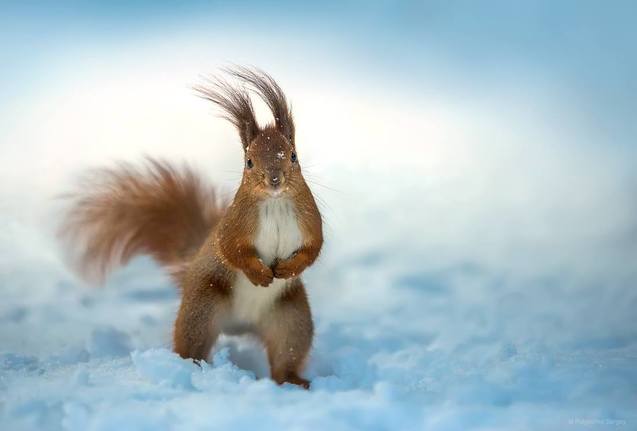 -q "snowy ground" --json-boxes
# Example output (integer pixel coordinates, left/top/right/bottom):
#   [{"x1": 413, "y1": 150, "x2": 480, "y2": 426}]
[{"x1": 1, "y1": 155, "x2": 636, "y2": 430}]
